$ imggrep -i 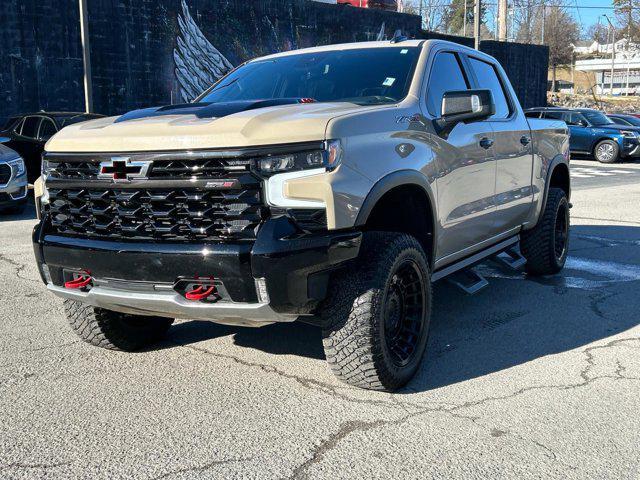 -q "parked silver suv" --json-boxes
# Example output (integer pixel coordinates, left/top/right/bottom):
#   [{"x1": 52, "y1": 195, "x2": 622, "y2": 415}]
[{"x1": 0, "y1": 145, "x2": 28, "y2": 214}]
